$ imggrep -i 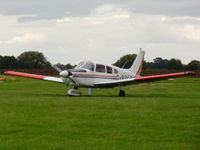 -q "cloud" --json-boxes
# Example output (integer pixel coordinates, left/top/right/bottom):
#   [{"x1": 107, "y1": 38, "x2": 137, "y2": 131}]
[
  {"x1": 55, "y1": 4, "x2": 130, "y2": 25},
  {"x1": 0, "y1": 33, "x2": 46, "y2": 45},
  {"x1": 0, "y1": 3, "x2": 199, "y2": 64},
  {"x1": 0, "y1": 0, "x2": 200, "y2": 22},
  {"x1": 56, "y1": 18, "x2": 72, "y2": 23},
  {"x1": 161, "y1": 16, "x2": 200, "y2": 22},
  {"x1": 176, "y1": 25, "x2": 200, "y2": 41},
  {"x1": 88, "y1": 39, "x2": 97, "y2": 50}
]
